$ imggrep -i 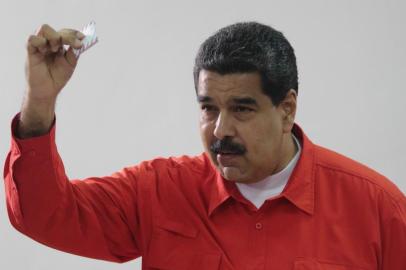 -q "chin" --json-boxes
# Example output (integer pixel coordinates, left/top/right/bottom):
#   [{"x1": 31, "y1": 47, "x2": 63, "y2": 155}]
[{"x1": 220, "y1": 167, "x2": 246, "y2": 182}]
